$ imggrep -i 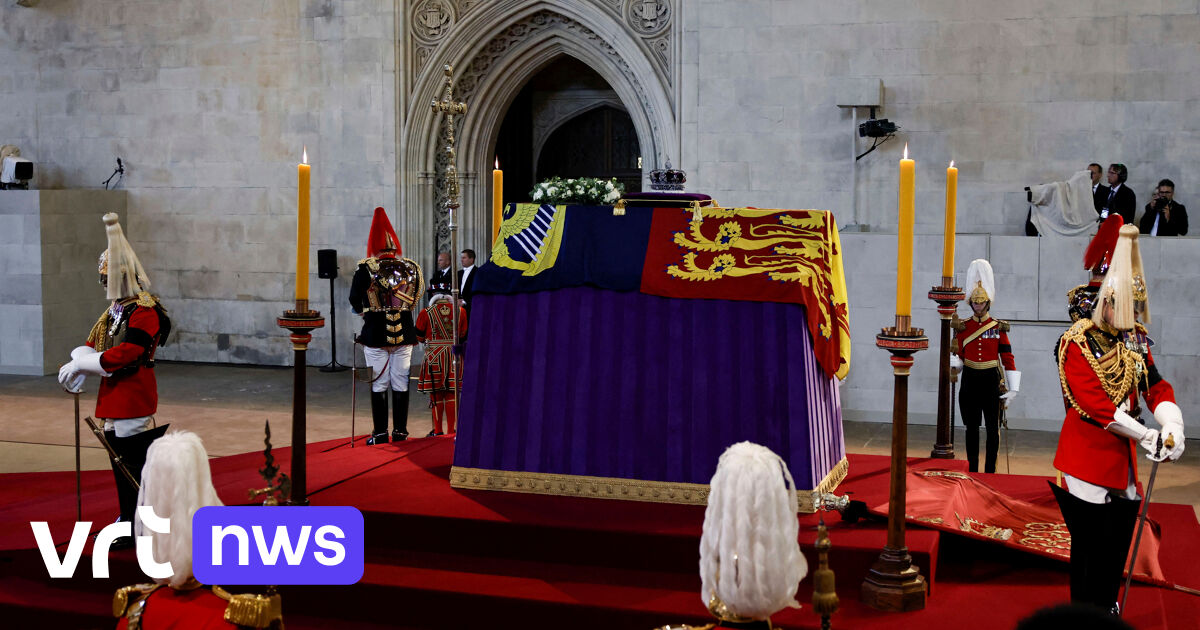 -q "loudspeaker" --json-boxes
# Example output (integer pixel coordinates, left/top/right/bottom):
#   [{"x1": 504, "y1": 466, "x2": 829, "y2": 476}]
[{"x1": 317, "y1": 249, "x2": 338, "y2": 279}]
